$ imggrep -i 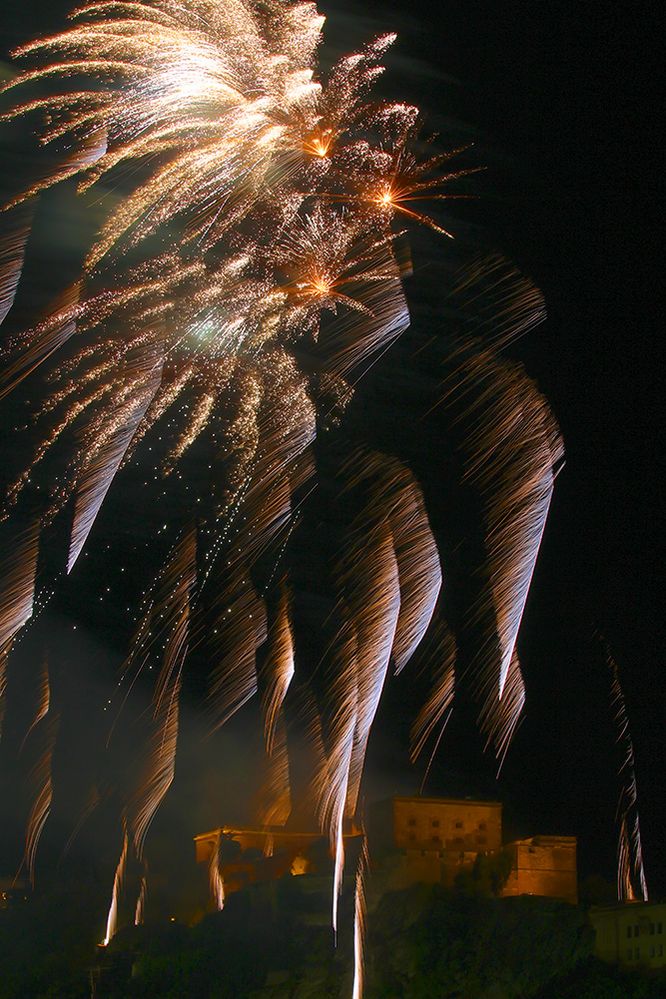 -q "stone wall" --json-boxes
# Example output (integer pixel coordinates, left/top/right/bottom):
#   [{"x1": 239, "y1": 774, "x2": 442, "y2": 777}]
[{"x1": 502, "y1": 836, "x2": 577, "y2": 904}]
